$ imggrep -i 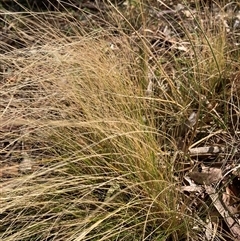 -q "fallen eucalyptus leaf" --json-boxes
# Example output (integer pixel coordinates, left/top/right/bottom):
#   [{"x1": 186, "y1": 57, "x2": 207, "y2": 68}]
[{"x1": 188, "y1": 166, "x2": 222, "y2": 185}]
